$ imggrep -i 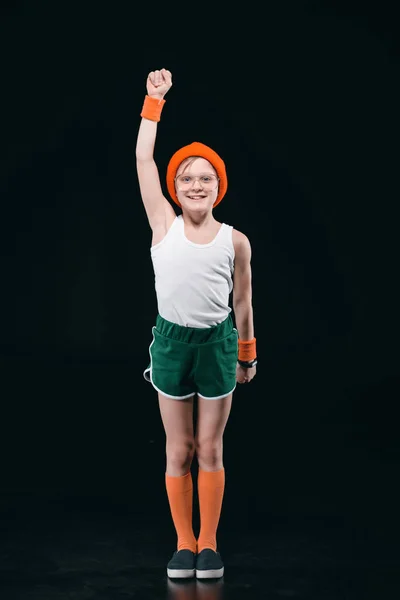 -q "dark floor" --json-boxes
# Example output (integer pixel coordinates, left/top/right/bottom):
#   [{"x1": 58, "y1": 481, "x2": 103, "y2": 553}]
[
  {"x1": 1, "y1": 492, "x2": 399, "y2": 600},
  {"x1": 1, "y1": 358, "x2": 400, "y2": 598}
]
